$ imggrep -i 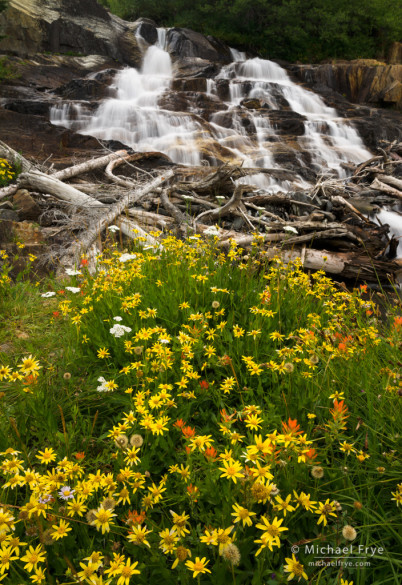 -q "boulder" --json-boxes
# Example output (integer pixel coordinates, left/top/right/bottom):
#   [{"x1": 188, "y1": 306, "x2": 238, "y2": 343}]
[
  {"x1": 167, "y1": 28, "x2": 232, "y2": 64},
  {"x1": 172, "y1": 57, "x2": 220, "y2": 79},
  {"x1": 0, "y1": 0, "x2": 142, "y2": 66},
  {"x1": 12, "y1": 190, "x2": 41, "y2": 221}
]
